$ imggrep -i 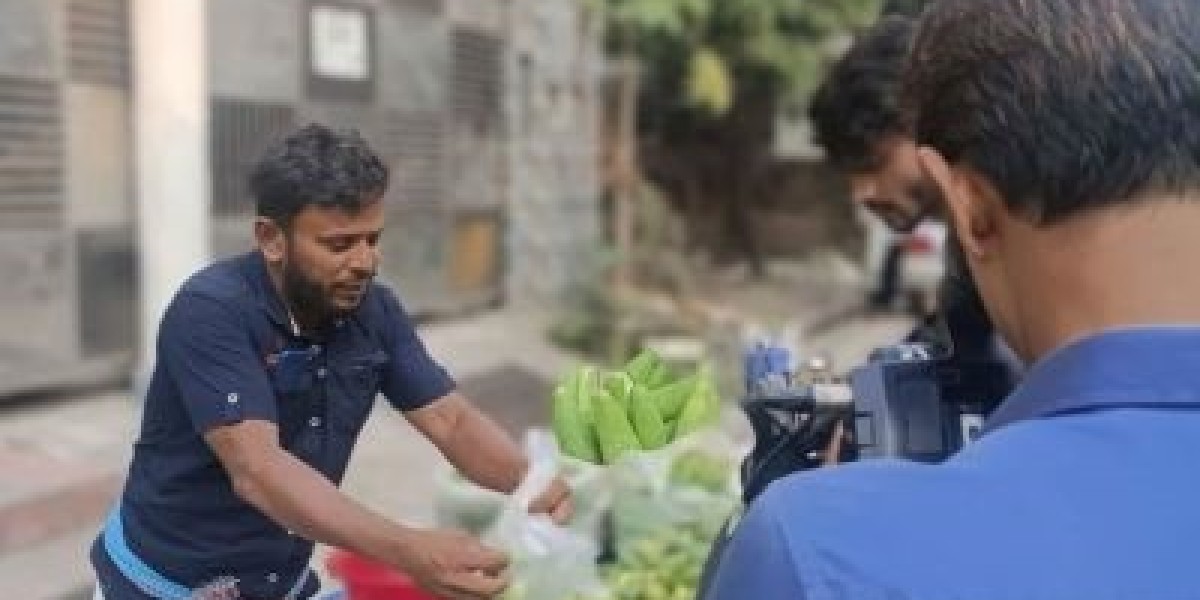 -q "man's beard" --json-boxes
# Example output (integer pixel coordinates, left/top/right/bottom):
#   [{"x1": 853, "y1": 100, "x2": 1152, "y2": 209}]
[{"x1": 282, "y1": 262, "x2": 355, "y2": 330}]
